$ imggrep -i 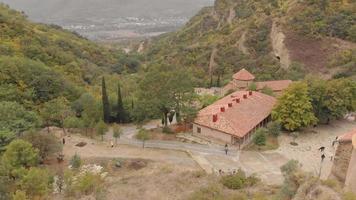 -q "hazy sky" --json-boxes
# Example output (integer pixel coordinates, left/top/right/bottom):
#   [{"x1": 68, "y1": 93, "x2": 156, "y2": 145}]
[{"x1": 0, "y1": 0, "x2": 214, "y2": 24}]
